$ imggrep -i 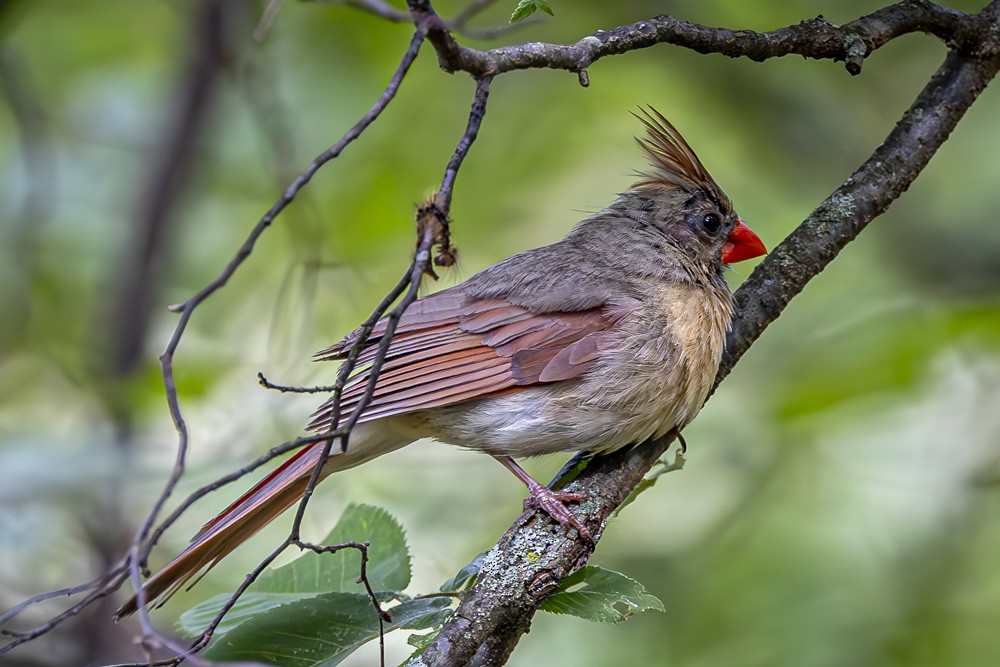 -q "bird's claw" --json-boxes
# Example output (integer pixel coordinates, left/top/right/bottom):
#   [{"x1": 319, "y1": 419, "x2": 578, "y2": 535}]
[{"x1": 523, "y1": 487, "x2": 591, "y2": 541}]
